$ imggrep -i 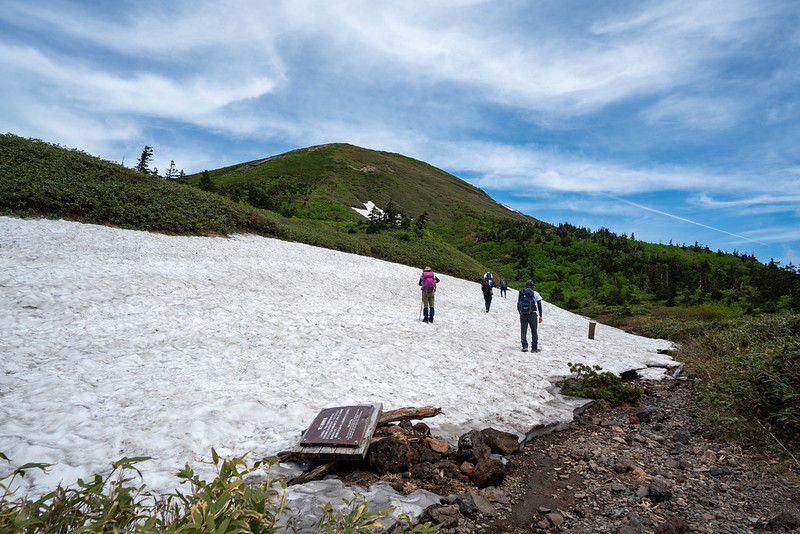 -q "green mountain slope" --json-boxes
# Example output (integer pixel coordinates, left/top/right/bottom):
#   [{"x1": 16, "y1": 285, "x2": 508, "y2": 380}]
[
  {"x1": 188, "y1": 143, "x2": 538, "y2": 244},
  {"x1": 0, "y1": 134, "x2": 486, "y2": 281}
]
